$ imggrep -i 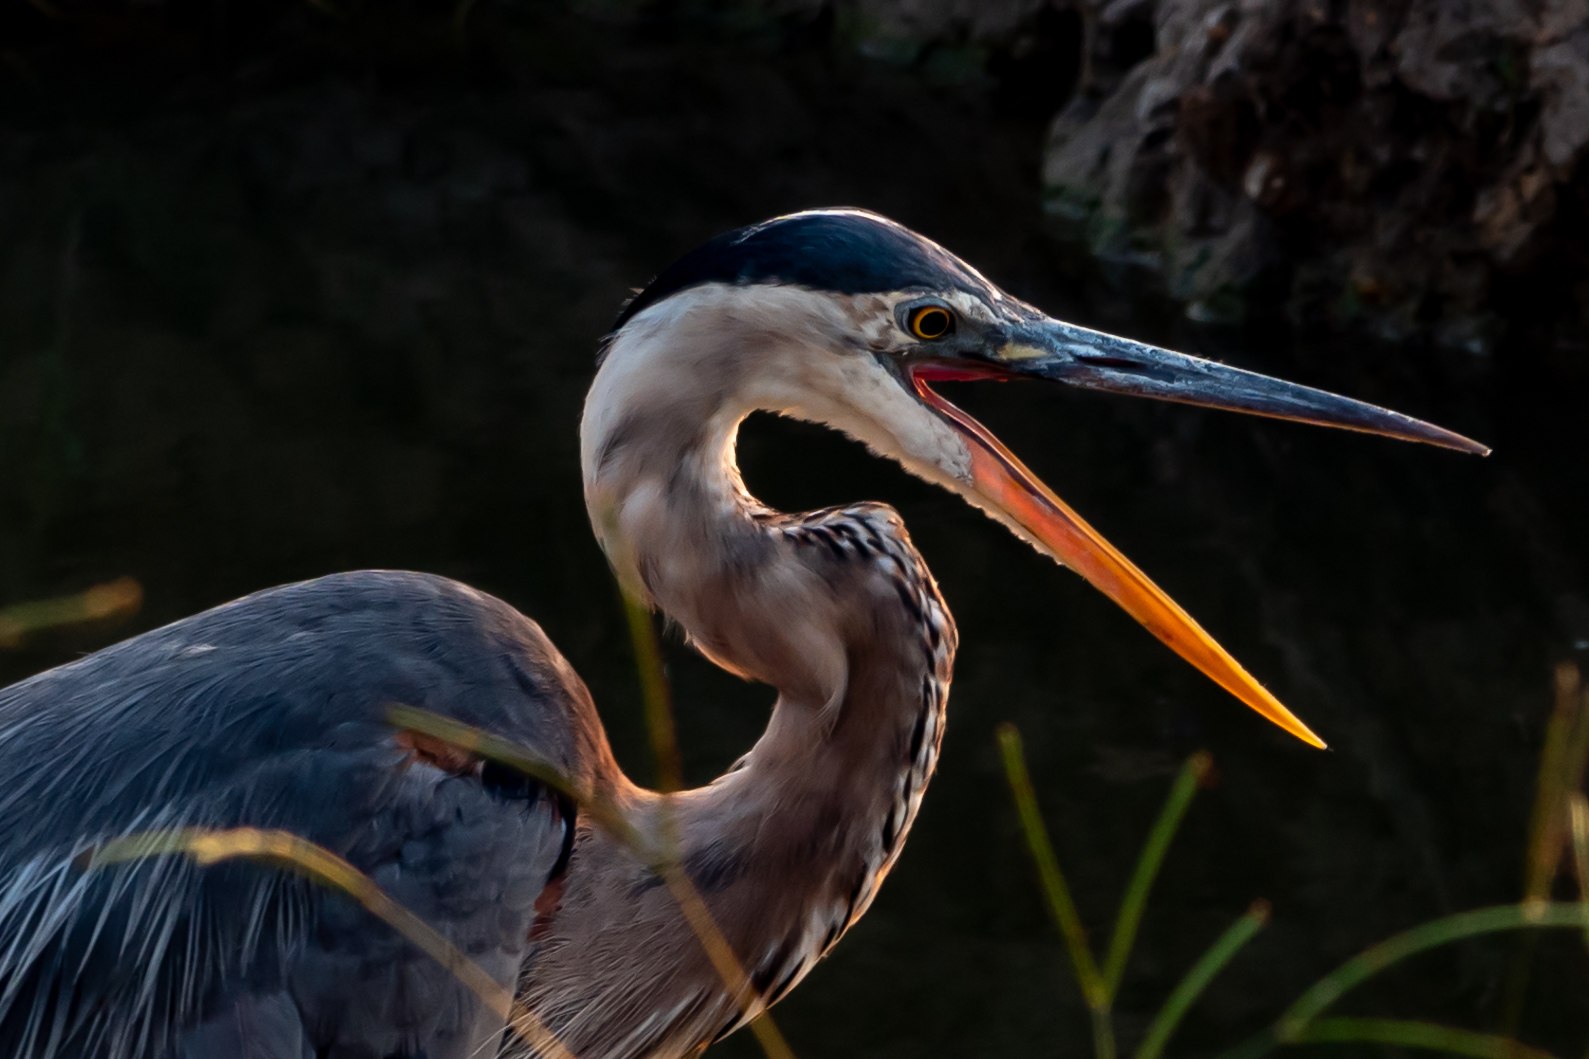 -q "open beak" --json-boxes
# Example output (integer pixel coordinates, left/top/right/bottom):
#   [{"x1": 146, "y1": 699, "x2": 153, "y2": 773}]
[{"x1": 911, "y1": 318, "x2": 1488, "y2": 750}]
